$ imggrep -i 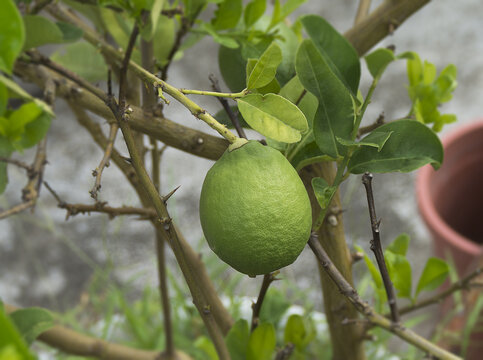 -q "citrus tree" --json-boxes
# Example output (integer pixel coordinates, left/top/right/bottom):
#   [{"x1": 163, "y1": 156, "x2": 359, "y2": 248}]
[{"x1": 0, "y1": 0, "x2": 476, "y2": 359}]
